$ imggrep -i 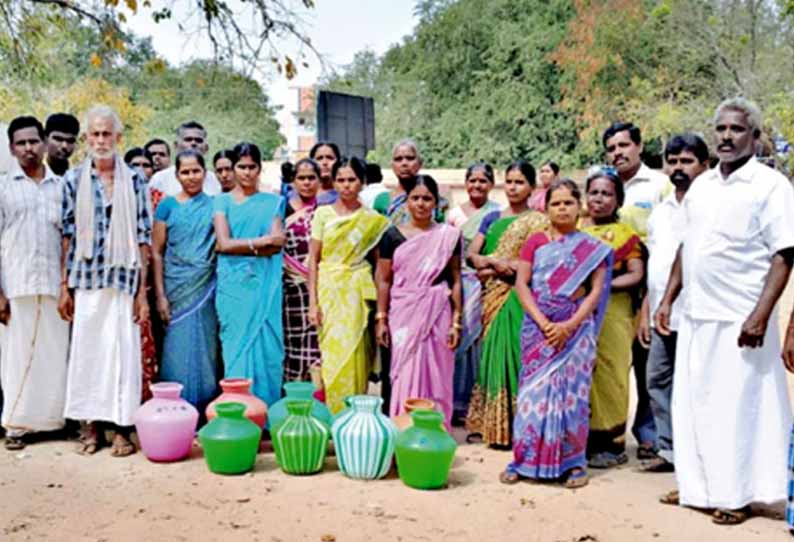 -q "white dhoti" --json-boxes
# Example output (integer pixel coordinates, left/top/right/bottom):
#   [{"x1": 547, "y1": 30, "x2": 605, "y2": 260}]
[
  {"x1": 63, "y1": 288, "x2": 141, "y2": 426},
  {"x1": 672, "y1": 314, "x2": 792, "y2": 509},
  {"x1": 1, "y1": 295, "x2": 69, "y2": 435}
]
